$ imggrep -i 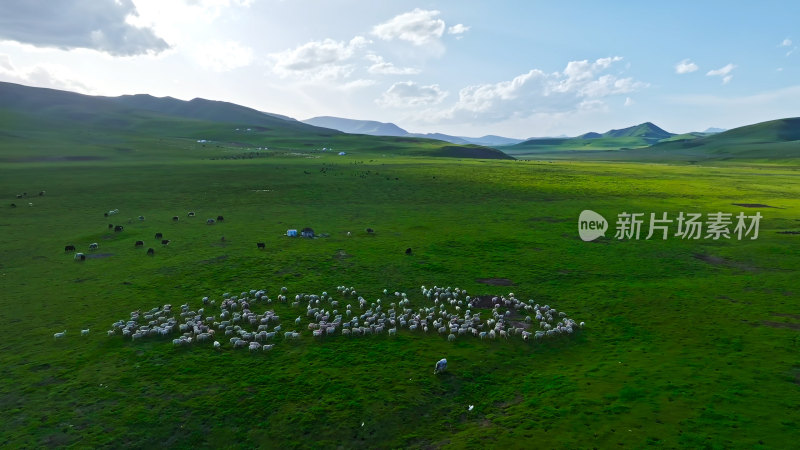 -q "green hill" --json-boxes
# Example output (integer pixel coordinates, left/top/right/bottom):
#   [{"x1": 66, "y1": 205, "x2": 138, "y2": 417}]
[
  {"x1": 0, "y1": 81, "x2": 510, "y2": 162},
  {"x1": 637, "y1": 117, "x2": 800, "y2": 160},
  {"x1": 503, "y1": 122, "x2": 677, "y2": 157}
]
